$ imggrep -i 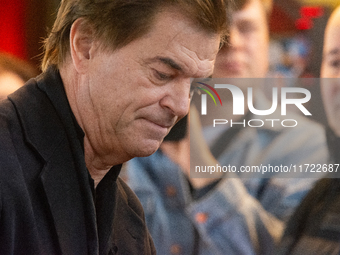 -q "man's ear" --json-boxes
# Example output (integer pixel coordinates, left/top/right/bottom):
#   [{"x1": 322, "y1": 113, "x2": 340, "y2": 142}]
[{"x1": 70, "y1": 18, "x2": 95, "y2": 73}]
